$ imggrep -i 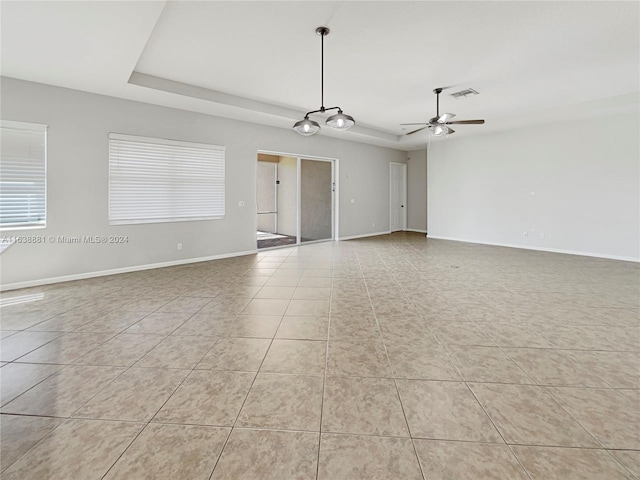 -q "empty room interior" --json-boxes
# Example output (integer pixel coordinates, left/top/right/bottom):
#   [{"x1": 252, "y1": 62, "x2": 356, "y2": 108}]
[{"x1": 1, "y1": 1, "x2": 639, "y2": 479}]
